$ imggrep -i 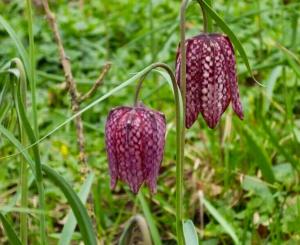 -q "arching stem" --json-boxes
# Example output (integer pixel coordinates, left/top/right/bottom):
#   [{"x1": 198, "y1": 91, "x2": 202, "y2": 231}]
[
  {"x1": 133, "y1": 62, "x2": 184, "y2": 244},
  {"x1": 198, "y1": 0, "x2": 213, "y2": 33},
  {"x1": 133, "y1": 75, "x2": 146, "y2": 106},
  {"x1": 199, "y1": 0, "x2": 208, "y2": 32}
]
